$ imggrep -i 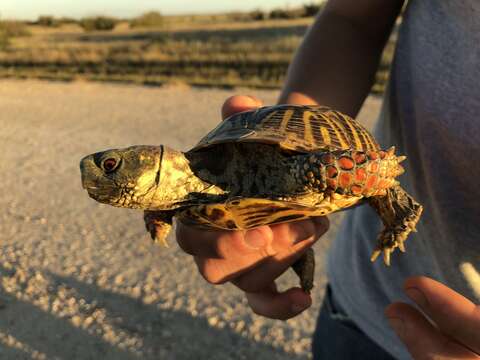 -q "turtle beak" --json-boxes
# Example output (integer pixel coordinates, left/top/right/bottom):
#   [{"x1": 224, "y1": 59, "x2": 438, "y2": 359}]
[
  {"x1": 79, "y1": 154, "x2": 124, "y2": 204},
  {"x1": 79, "y1": 154, "x2": 97, "y2": 190}
]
